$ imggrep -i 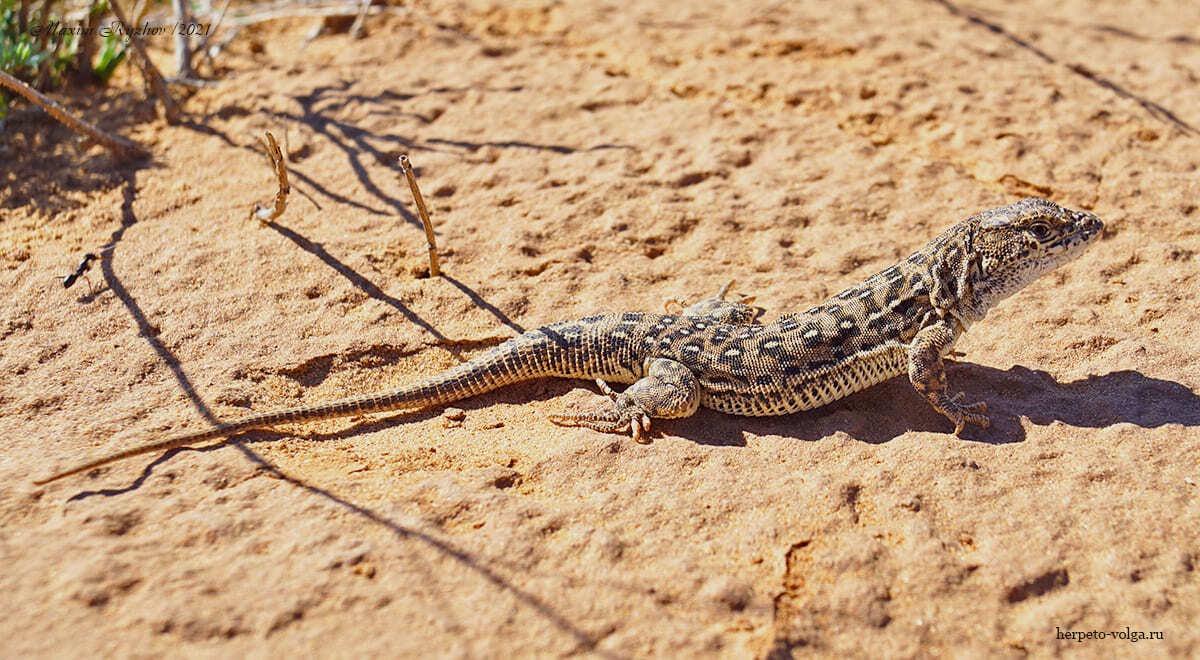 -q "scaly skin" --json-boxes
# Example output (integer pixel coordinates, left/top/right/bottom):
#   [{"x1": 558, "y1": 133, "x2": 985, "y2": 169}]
[{"x1": 34, "y1": 198, "x2": 1104, "y2": 486}]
